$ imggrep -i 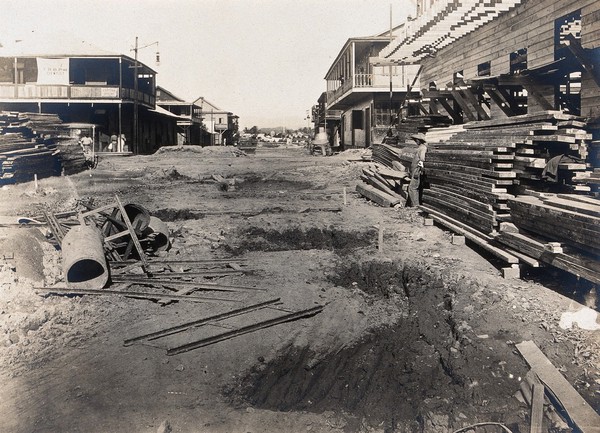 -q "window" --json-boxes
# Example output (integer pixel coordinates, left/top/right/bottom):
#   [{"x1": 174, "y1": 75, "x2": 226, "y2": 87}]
[
  {"x1": 477, "y1": 61, "x2": 491, "y2": 77},
  {"x1": 510, "y1": 48, "x2": 527, "y2": 74}
]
